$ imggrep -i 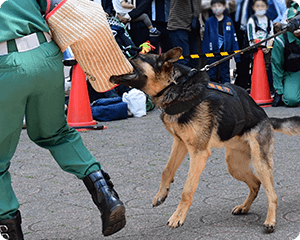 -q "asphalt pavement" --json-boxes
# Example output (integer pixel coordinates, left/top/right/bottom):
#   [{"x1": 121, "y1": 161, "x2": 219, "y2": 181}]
[{"x1": 10, "y1": 105, "x2": 300, "y2": 240}]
